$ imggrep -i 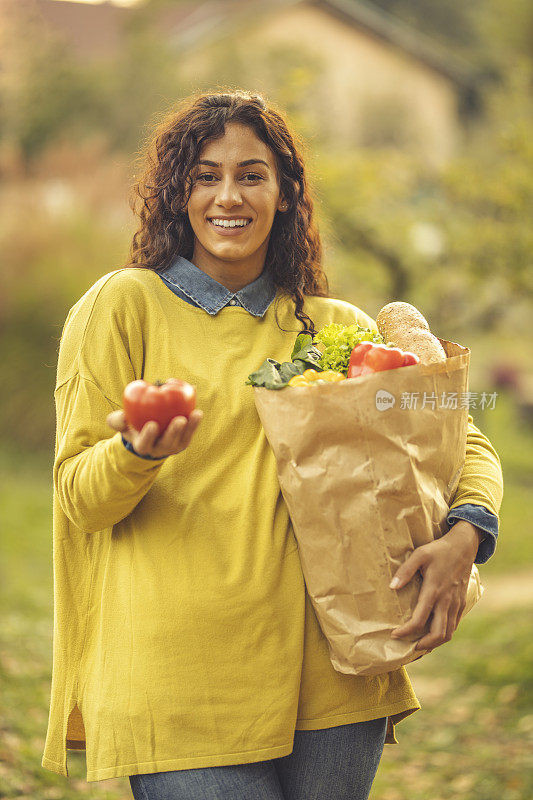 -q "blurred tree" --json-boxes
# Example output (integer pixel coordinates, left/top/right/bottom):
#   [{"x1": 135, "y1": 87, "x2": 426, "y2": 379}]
[
  {"x1": 314, "y1": 57, "x2": 533, "y2": 338},
  {"x1": 372, "y1": 0, "x2": 533, "y2": 77},
  {"x1": 0, "y1": 0, "x2": 186, "y2": 166},
  {"x1": 474, "y1": 0, "x2": 533, "y2": 65},
  {"x1": 371, "y1": 0, "x2": 483, "y2": 52},
  {"x1": 93, "y1": 8, "x2": 186, "y2": 155},
  {"x1": 0, "y1": 6, "x2": 107, "y2": 165},
  {"x1": 433, "y1": 60, "x2": 533, "y2": 324}
]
